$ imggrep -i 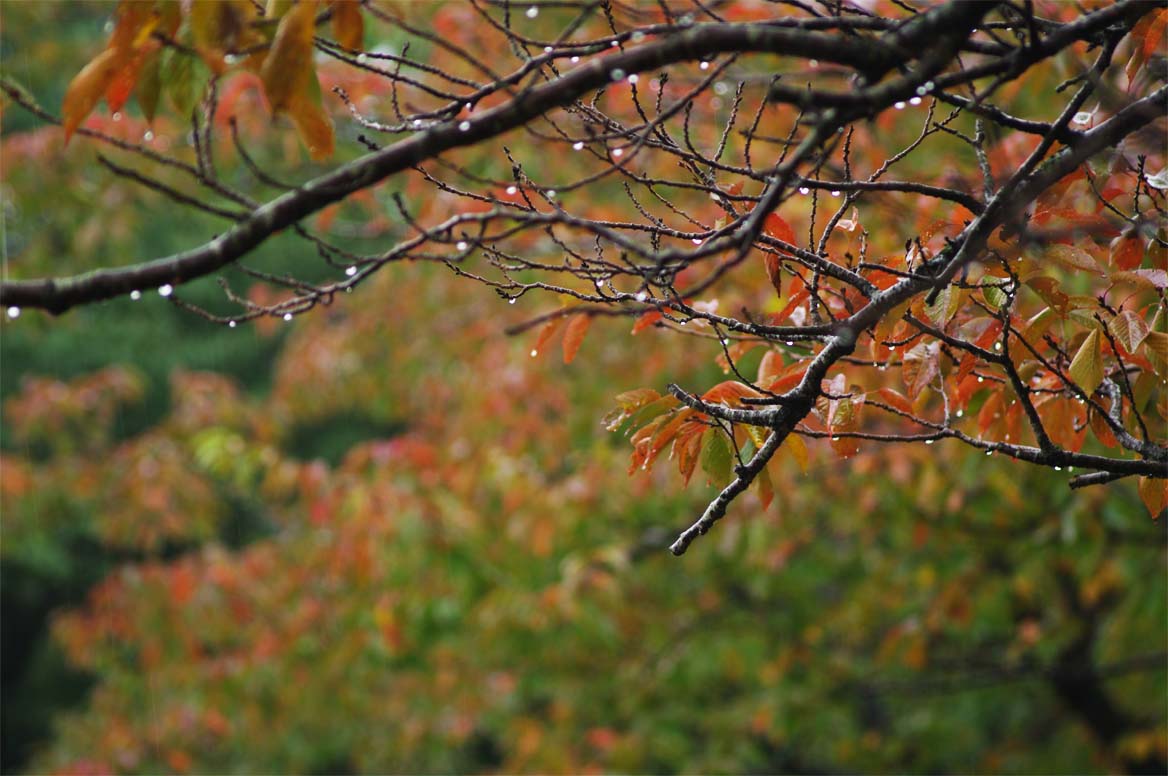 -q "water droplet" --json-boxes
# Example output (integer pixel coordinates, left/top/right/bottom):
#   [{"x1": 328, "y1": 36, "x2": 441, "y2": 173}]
[
  {"x1": 228, "y1": 320, "x2": 237, "y2": 328},
  {"x1": 224, "y1": 53, "x2": 239, "y2": 65},
  {"x1": 925, "y1": 439, "x2": 934, "y2": 445},
  {"x1": 977, "y1": 376, "x2": 984, "y2": 383},
  {"x1": 543, "y1": 46, "x2": 553, "y2": 53},
  {"x1": 679, "y1": 14, "x2": 694, "y2": 25},
  {"x1": 356, "y1": 53, "x2": 368, "y2": 64},
  {"x1": 994, "y1": 342, "x2": 1002, "y2": 351},
  {"x1": 458, "y1": 120, "x2": 471, "y2": 131},
  {"x1": 924, "y1": 81, "x2": 935, "y2": 91},
  {"x1": 506, "y1": 185, "x2": 518, "y2": 195},
  {"x1": 699, "y1": 61, "x2": 710, "y2": 70},
  {"x1": 1054, "y1": 466, "x2": 1062, "y2": 471},
  {"x1": 713, "y1": 81, "x2": 729, "y2": 95},
  {"x1": 283, "y1": 312, "x2": 293, "y2": 322},
  {"x1": 130, "y1": 290, "x2": 142, "y2": 301},
  {"x1": 956, "y1": 409, "x2": 963, "y2": 418},
  {"x1": 526, "y1": 5, "x2": 538, "y2": 18},
  {"x1": 610, "y1": 68, "x2": 626, "y2": 81},
  {"x1": 798, "y1": 186, "x2": 810, "y2": 195},
  {"x1": 6, "y1": 306, "x2": 20, "y2": 319},
  {"x1": 909, "y1": 96, "x2": 922, "y2": 106},
  {"x1": 530, "y1": 349, "x2": 538, "y2": 357},
  {"x1": 985, "y1": 449, "x2": 992, "y2": 455},
  {"x1": 692, "y1": 237, "x2": 702, "y2": 245},
  {"x1": 509, "y1": 298, "x2": 516, "y2": 305},
  {"x1": 412, "y1": 119, "x2": 424, "y2": 128},
  {"x1": 158, "y1": 284, "x2": 174, "y2": 297},
  {"x1": 457, "y1": 241, "x2": 469, "y2": 251},
  {"x1": 345, "y1": 266, "x2": 357, "y2": 276},
  {"x1": 894, "y1": 101, "x2": 906, "y2": 110},
  {"x1": 143, "y1": 130, "x2": 154, "y2": 142},
  {"x1": 635, "y1": 291, "x2": 648, "y2": 302},
  {"x1": 112, "y1": 112, "x2": 122, "y2": 122},
  {"x1": 546, "y1": 190, "x2": 556, "y2": 199},
  {"x1": 611, "y1": 40, "x2": 619, "y2": 48},
  {"x1": 612, "y1": 147, "x2": 624, "y2": 158},
  {"x1": 570, "y1": 56, "x2": 579, "y2": 63},
  {"x1": 573, "y1": 141, "x2": 584, "y2": 150},
  {"x1": 831, "y1": 190, "x2": 841, "y2": 197},
  {"x1": 631, "y1": 31, "x2": 645, "y2": 43},
  {"x1": 628, "y1": 74, "x2": 639, "y2": 84},
  {"x1": 1072, "y1": 111, "x2": 1092, "y2": 125},
  {"x1": 832, "y1": 436, "x2": 840, "y2": 442}
]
